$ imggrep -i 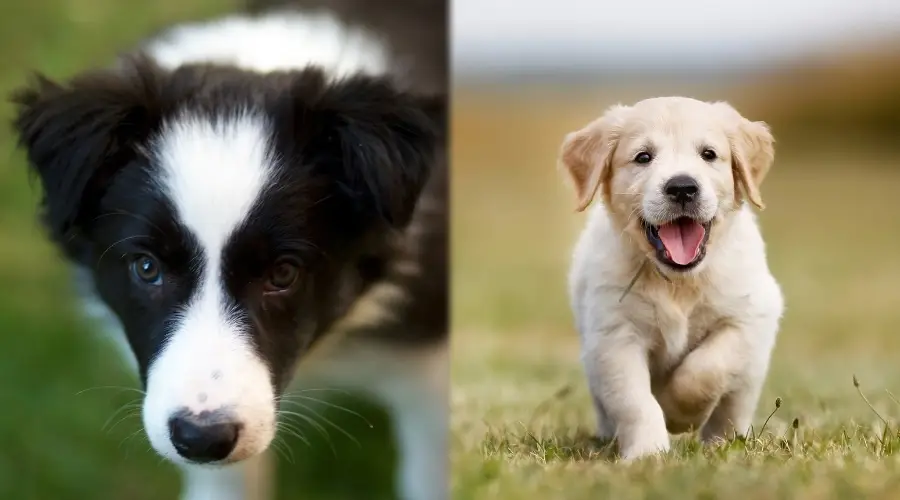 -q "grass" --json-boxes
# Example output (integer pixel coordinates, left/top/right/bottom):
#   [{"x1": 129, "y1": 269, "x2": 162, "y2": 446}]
[
  {"x1": 450, "y1": 88, "x2": 900, "y2": 499},
  {"x1": 0, "y1": 2, "x2": 398, "y2": 499}
]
